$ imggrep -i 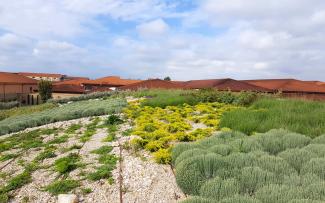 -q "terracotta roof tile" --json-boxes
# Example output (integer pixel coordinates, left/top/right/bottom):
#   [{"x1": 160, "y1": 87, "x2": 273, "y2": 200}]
[
  {"x1": 0, "y1": 72, "x2": 38, "y2": 85},
  {"x1": 182, "y1": 78, "x2": 272, "y2": 92},
  {"x1": 119, "y1": 79, "x2": 184, "y2": 90},
  {"x1": 18, "y1": 72, "x2": 64, "y2": 78},
  {"x1": 244, "y1": 79, "x2": 325, "y2": 93},
  {"x1": 82, "y1": 76, "x2": 141, "y2": 86}
]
